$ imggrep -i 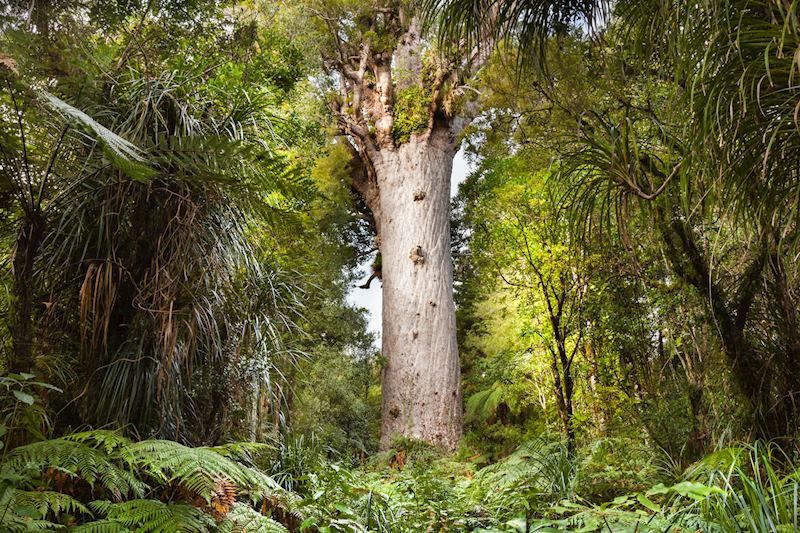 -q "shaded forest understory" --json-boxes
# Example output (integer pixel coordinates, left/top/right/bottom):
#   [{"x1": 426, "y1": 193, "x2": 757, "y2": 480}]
[{"x1": 1, "y1": 0, "x2": 800, "y2": 531}]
